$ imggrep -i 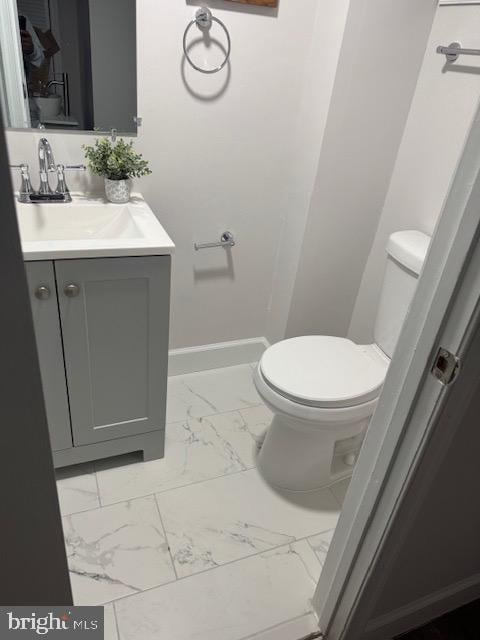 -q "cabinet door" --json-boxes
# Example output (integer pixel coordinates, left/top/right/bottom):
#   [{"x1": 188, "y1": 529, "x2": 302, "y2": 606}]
[
  {"x1": 25, "y1": 261, "x2": 72, "y2": 451},
  {"x1": 56, "y1": 256, "x2": 171, "y2": 446}
]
